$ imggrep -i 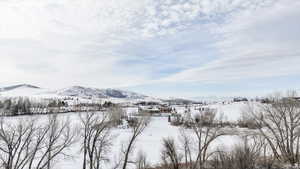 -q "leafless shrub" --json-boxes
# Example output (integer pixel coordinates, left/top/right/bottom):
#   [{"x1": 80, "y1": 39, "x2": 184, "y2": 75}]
[
  {"x1": 209, "y1": 134, "x2": 288, "y2": 169},
  {"x1": 108, "y1": 106, "x2": 125, "y2": 126},
  {"x1": 135, "y1": 151, "x2": 150, "y2": 169},
  {"x1": 237, "y1": 110, "x2": 259, "y2": 129},
  {"x1": 211, "y1": 136, "x2": 262, "y2": 169},
  {"x1": 191, "y1": 110, "x2": 227, "y2": 169}
]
